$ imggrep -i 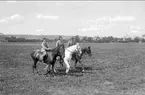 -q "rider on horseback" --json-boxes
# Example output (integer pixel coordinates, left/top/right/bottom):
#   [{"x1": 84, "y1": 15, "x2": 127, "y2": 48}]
[
  {"x1": 41, "y1": 38, "x2": 51, "y2": 62},
  {"x1": 67, "y1": 37, "x2": 76, "y2": 48},
  {"x1": 56, "y1": 36, "x2": 64, "y2": 47},
  {"x1": 55, "y1": 36, "x2": 65, "y2": 61}
]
